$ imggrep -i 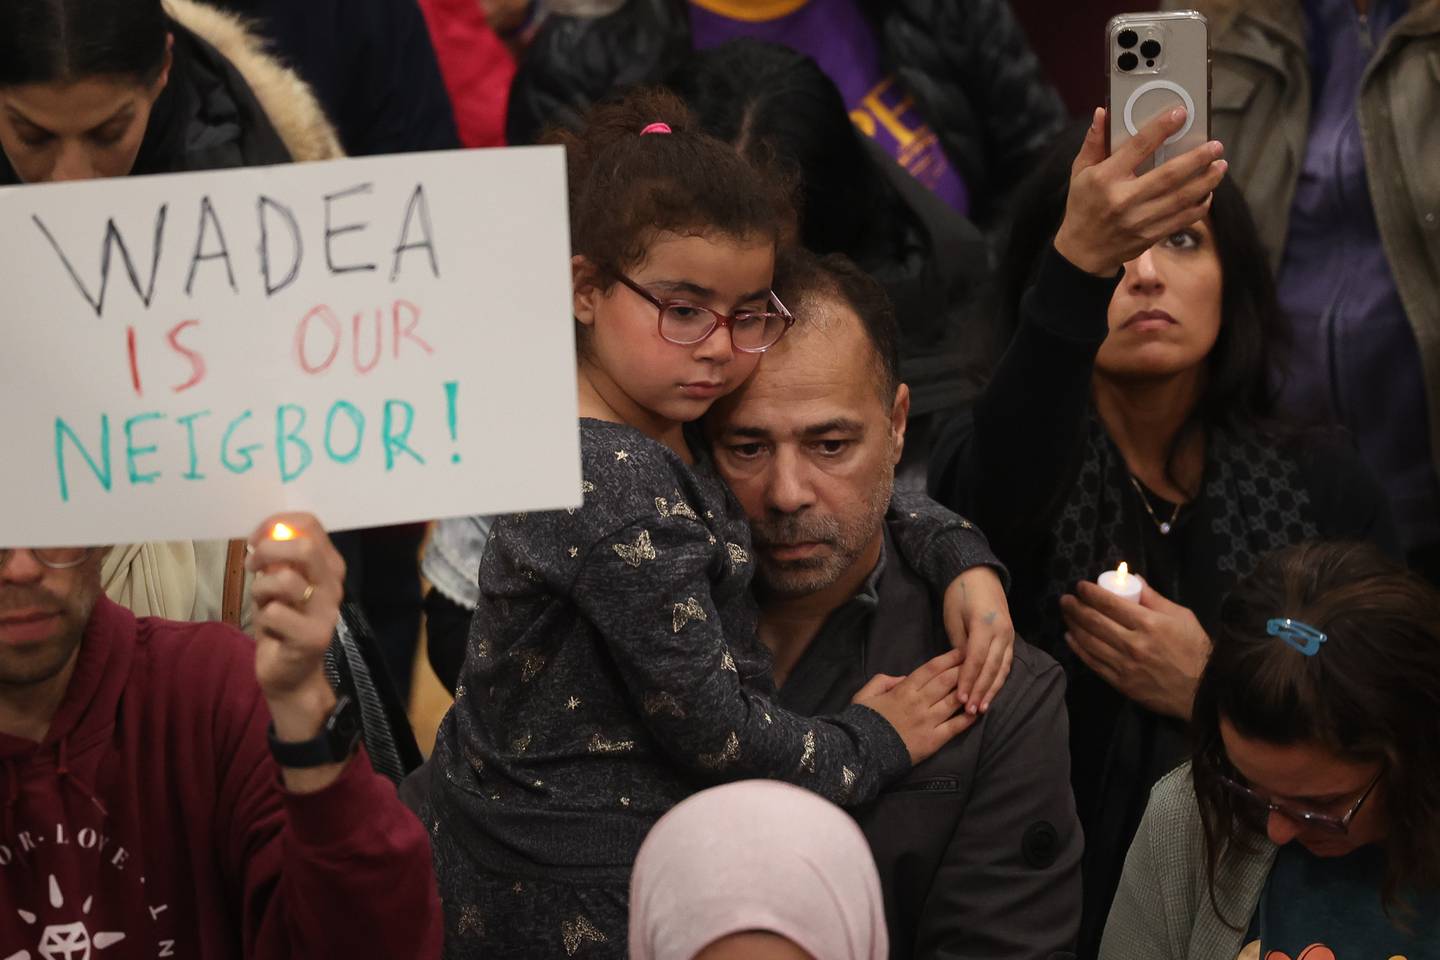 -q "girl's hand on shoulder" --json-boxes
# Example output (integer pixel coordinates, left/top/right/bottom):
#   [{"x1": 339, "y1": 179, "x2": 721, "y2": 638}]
[
  {"x1": 1060, "y1": 580, "x2": 1210, "y2": 720},
  {"x1": 942, "y1": 566, "x2": 1015, "y2": 715},
  {"x1": 1052, "y1": 107, "x2": 1227, "y2": 278},
  {"x1": 854, "y1": 650, "x2": 977, "y2": 765}
]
